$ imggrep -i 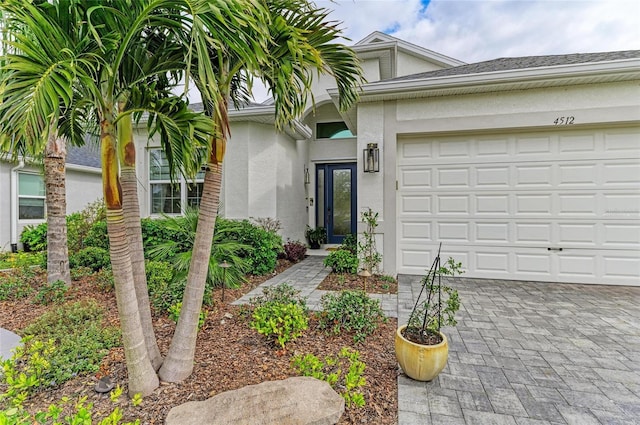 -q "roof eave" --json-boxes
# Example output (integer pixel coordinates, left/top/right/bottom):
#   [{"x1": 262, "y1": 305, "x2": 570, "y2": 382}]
[
  {"x1": 337, "y1": 58, "x2": 640, "y2": 102},
  {"x1": 229, "y1": 105, "x2": 312, "y2": 139}
]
